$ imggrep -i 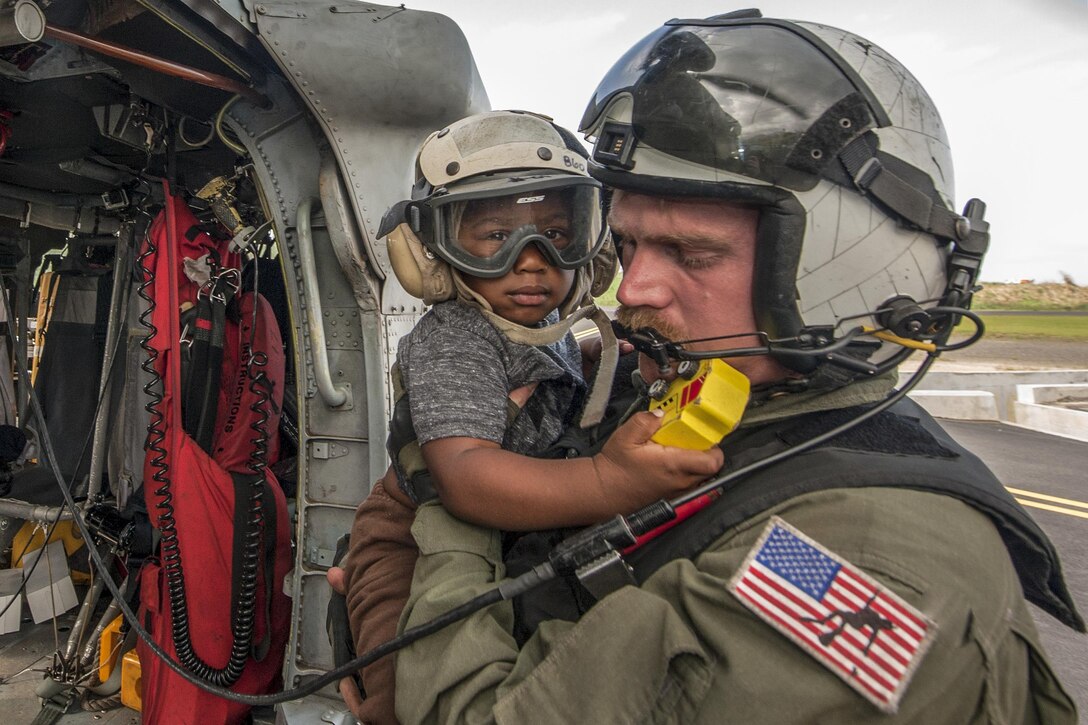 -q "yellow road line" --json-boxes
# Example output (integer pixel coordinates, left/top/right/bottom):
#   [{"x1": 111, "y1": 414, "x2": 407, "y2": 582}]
[
  {"x1": 1005, "y1": 486, "x2": 1088, "y2": 511},
  {"x1": 1015, "y1": 499, "x2": 1088, "y2": 520}
]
